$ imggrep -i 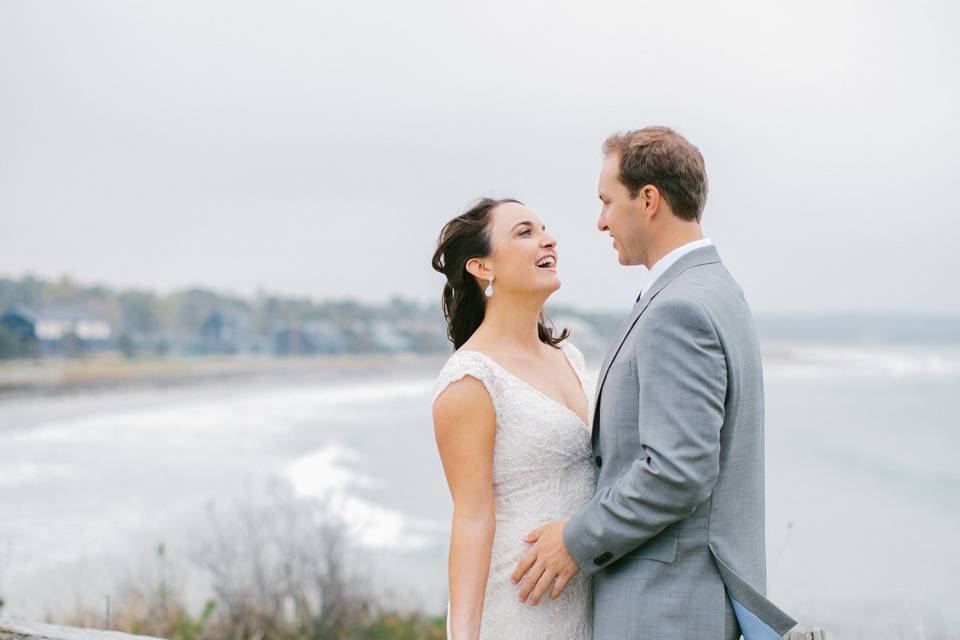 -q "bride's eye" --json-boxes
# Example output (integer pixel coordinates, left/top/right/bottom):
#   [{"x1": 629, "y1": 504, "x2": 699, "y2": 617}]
[{"x1": 519, "y1": 229, "x2": 532, "y2": 237}]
